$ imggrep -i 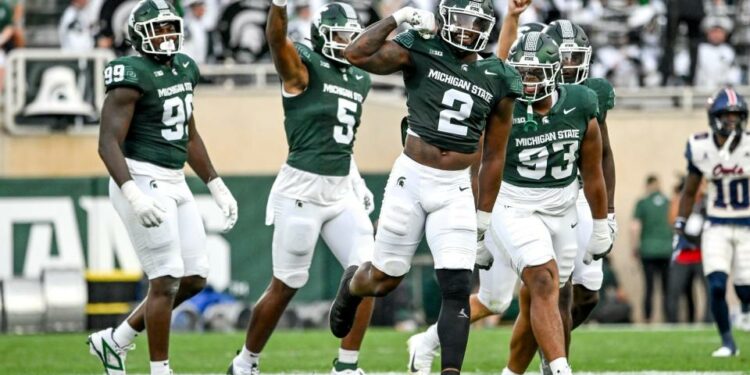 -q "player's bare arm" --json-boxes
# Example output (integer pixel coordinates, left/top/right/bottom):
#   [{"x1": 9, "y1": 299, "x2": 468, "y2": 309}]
[
  {"x1": 580, "y1": 118, "x2": 607, "y2": 219},
  {"x1": 266, "y1": 2, "x2": 308, "y2": 94},
  {"x1": 98, "y1": 87, "x2": 140, "y2": 187},
  {"x1": 675, "y1": 171, "x2": 702, "y2": 234},
  {"x1": 186, "y1": 116, "x2": 219, "y2": 183},
  {"x1": 496, "y1": 0, "x2": 530, "y2": 60},
  {"x1": 343, "y1": 18, "x2": 412, "y2": 74},
  {"x1": 600, "y1": 115, "x2": 616, "y2": 213},
  {"x1": 476, "y1": 97, "x2": 515, "y2": 212}
]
